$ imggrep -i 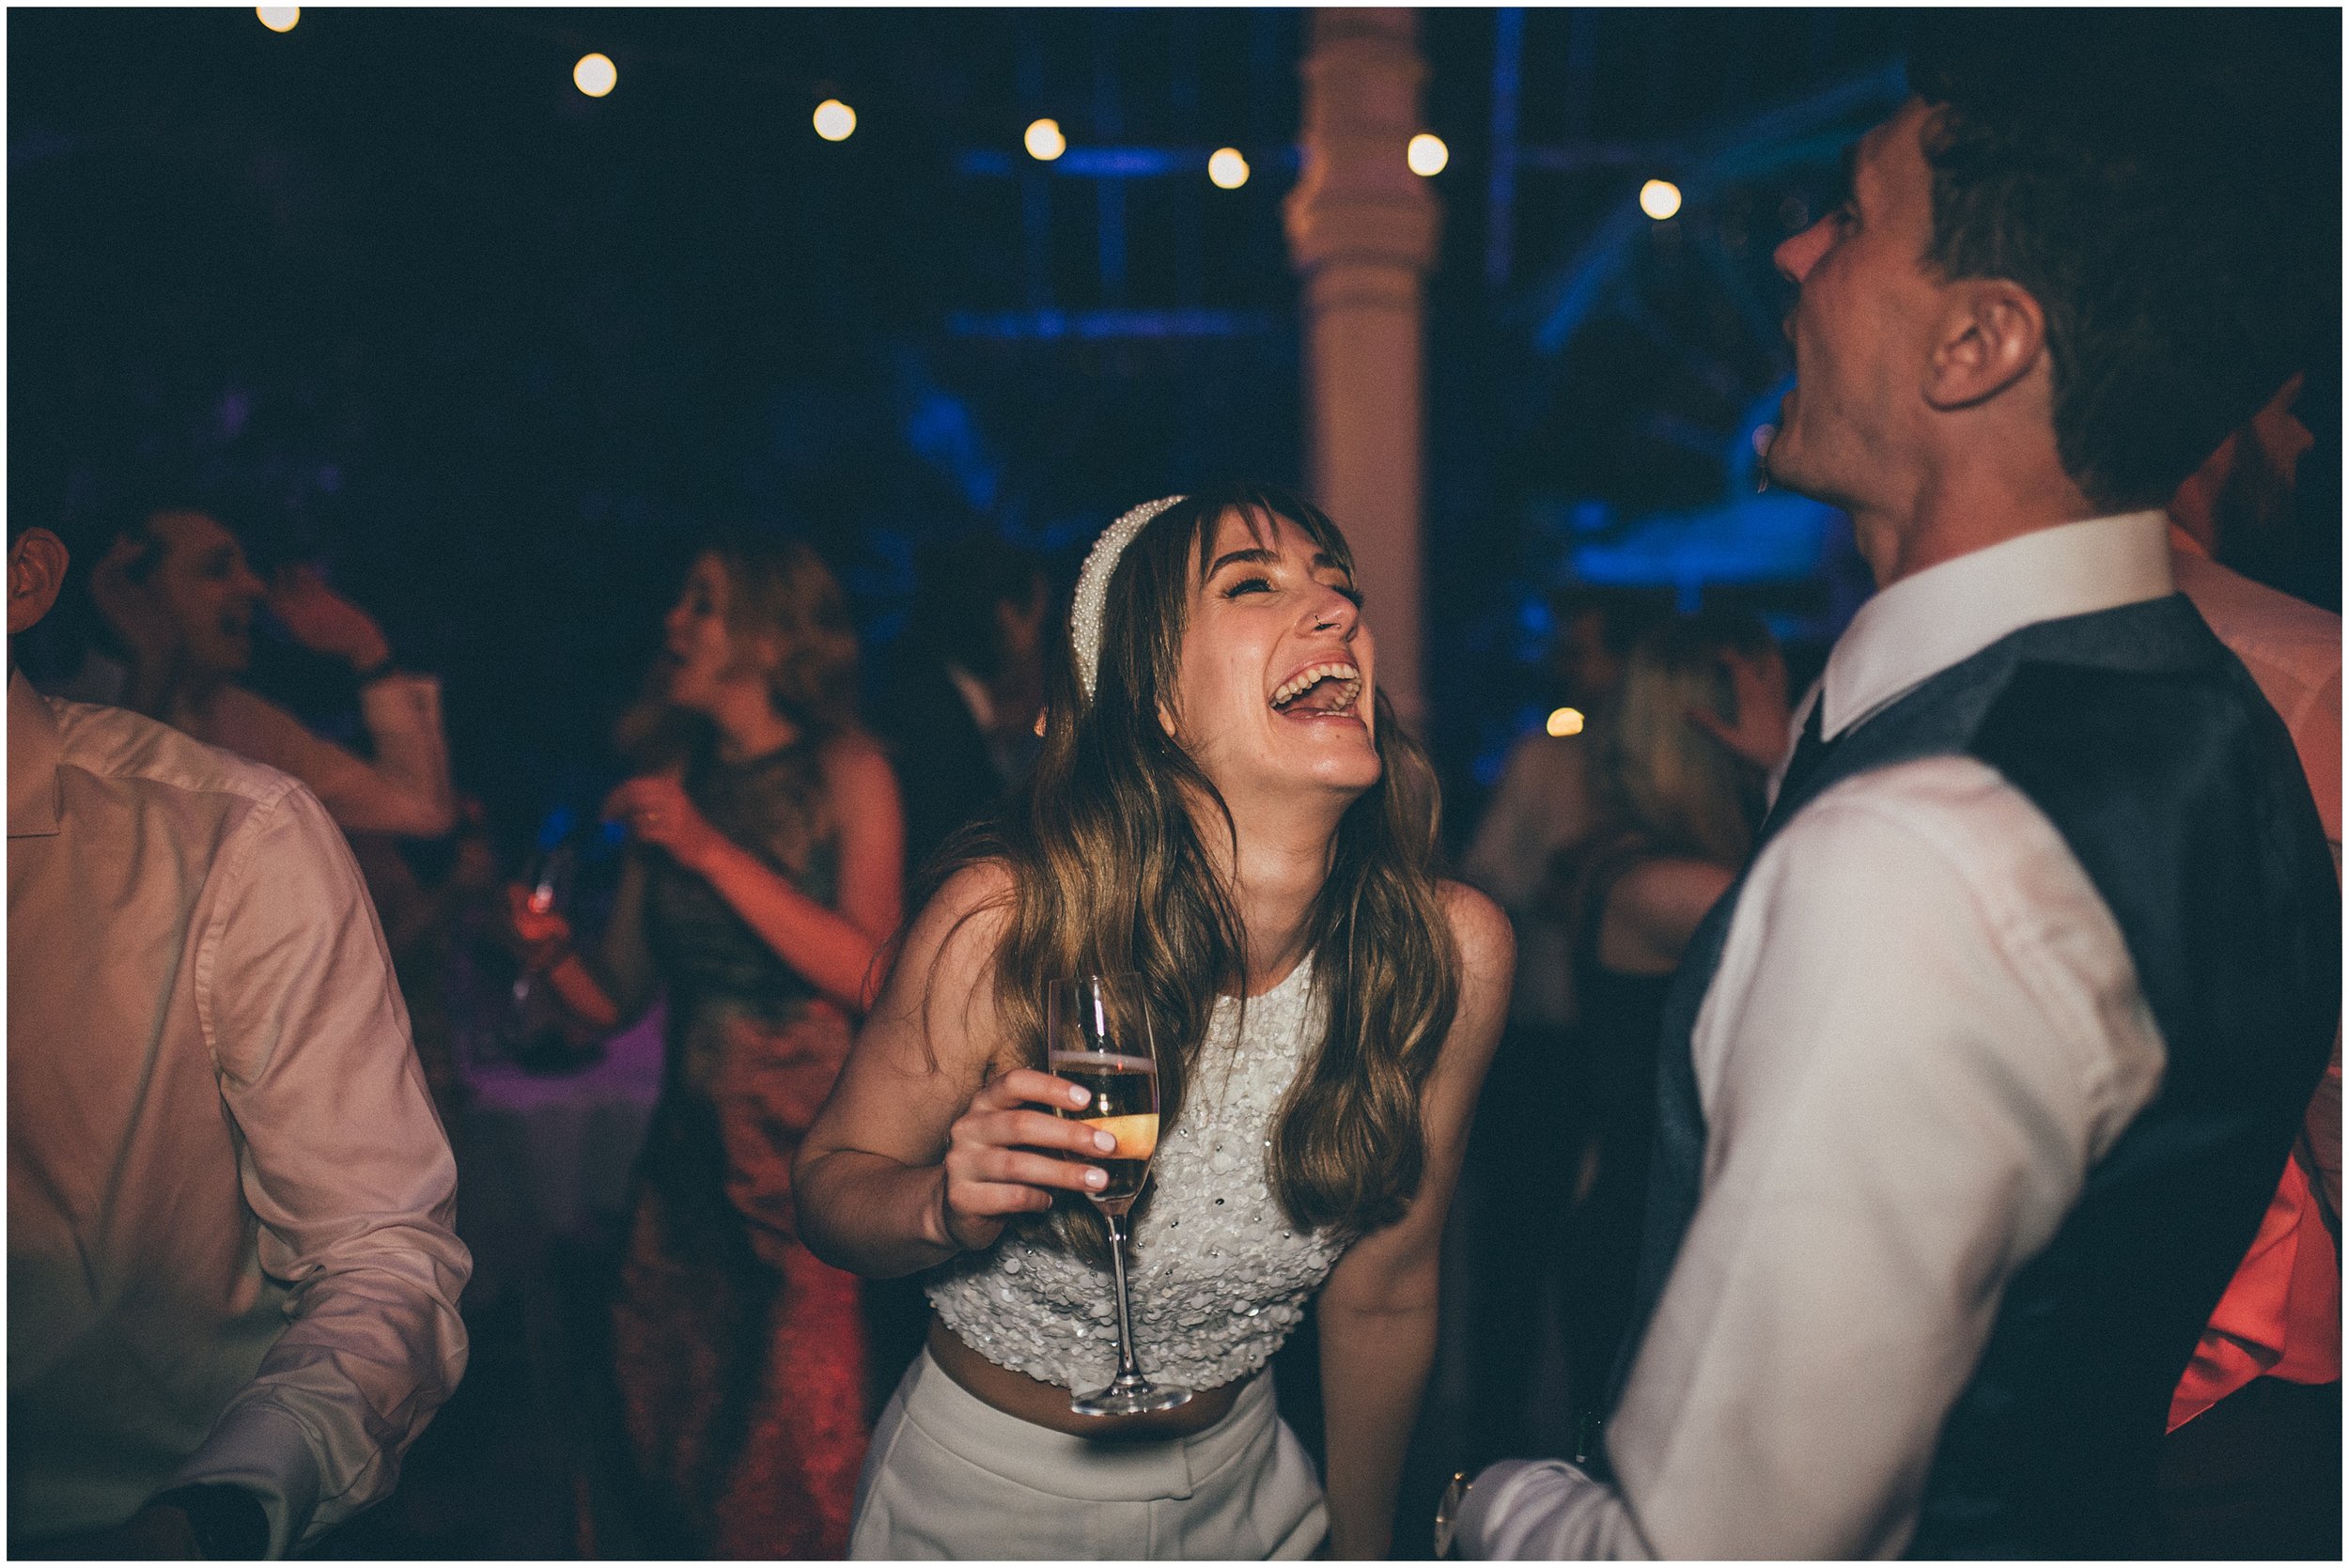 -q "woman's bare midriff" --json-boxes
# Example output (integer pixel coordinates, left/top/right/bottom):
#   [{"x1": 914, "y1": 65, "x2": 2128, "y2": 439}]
[{"x1": 926, "y1": 1315, "x2": 1243, "y2": 1440}]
